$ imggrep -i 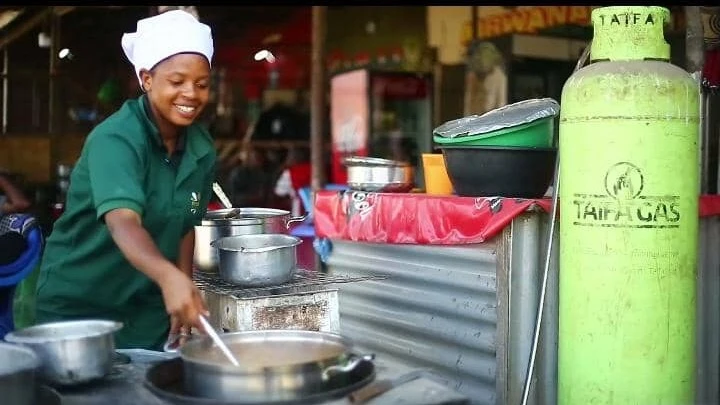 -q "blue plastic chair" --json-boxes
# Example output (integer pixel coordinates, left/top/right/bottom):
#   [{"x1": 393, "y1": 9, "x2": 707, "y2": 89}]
[
  {"x1": 0, "y1": 214, "x2": 44, "y2": 339},
  {"x1": 289, "y1": 184, "x2": 349, "y2": 262}
]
